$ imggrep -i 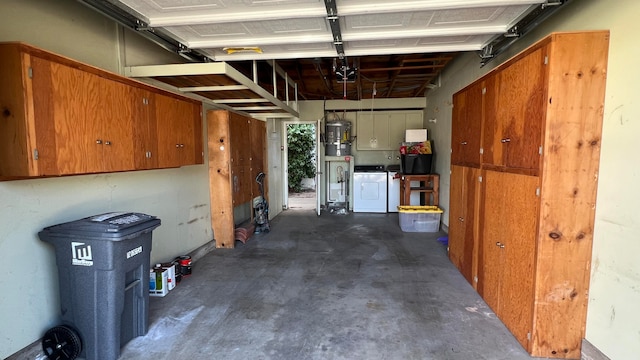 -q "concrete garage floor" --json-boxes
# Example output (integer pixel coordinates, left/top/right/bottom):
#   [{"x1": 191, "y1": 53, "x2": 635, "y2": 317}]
[{"x1": 120, "y1": 209, "x2": 546, "y2": 360}]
